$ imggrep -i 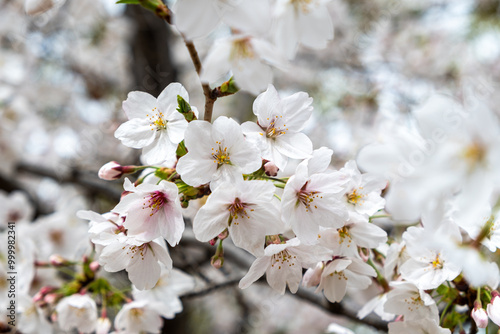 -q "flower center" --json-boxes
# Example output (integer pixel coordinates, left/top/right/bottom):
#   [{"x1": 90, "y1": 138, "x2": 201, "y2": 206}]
[
  {"x1": 142, "y1": 191, "x2": 168, "y2": 217},
  {"x1": 212, "y1": 141, "x2": 232, "y2": 167},
  {"x1": 291, "y1": 0, "x2": 313, "y2": 13},
  {"x1": 230, "y1": 38, "x2": 255, "y2": 60},
  {"x1": 228, "y1": 198, "x2": 253, "y2": 224},
  {"x1": 271, "y1": 250, "x2": 297, "y2": 270},
  {"x1": 338, "y1": 226, "x2": 352, "y2": 246},
  {"x1": 147, "y1": 107, "x2": 167, "y2": 131},
  {"x1": 265, "y1": 118, "x2": 288, "y2": 139},
  {"x1": 130, "y1": 307, "x2": 144, "y2": 318},
  {"x1": 126, "y1": 244, "x2": 147, "y2": 261},
  {"x1": 462, "y1": 142, "x2": 486, "y2": 169},
  {"x1": 346, "y1": 188, "x2": 364, "y2": 205},
  {"x1": 431, "y1": 254, "x2": 443, "y2": 269},
  {"x1": 296, "y1": 182, "x2": 322, "y2": 212}
]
